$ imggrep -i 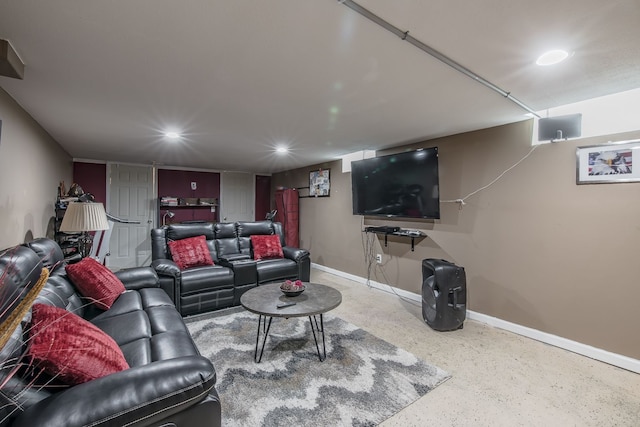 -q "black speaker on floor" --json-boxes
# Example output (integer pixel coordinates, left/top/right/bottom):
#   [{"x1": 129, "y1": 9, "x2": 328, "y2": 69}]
[{"x1": 422, "y1": 259, "x2": 466, "y2": 331}]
